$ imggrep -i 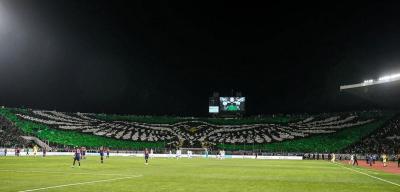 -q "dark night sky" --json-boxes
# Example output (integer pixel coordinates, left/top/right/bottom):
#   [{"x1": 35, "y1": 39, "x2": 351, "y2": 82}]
[{"x1": 1, "y1": 1, "x2": 400, "y2": 116}]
